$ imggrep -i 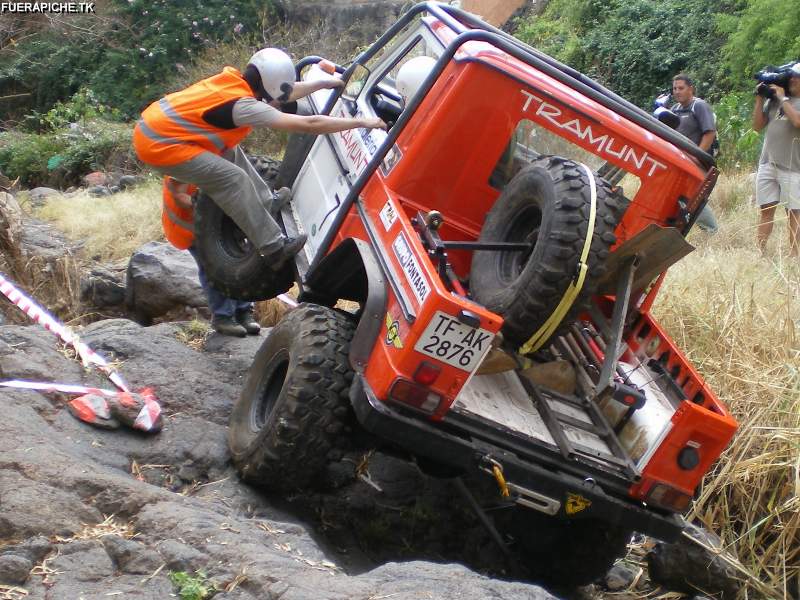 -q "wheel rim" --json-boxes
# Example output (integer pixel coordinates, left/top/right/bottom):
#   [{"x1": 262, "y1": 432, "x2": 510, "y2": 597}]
[
  {"x1": 498, "y1": 204, "x2": 542, "y2": 284},
  {"x1": 219, "y1": 215, "x2": 253, "y2": 258},
  {"x1": 250, "y1": 350, "x2": 290, "y2": 433}
]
